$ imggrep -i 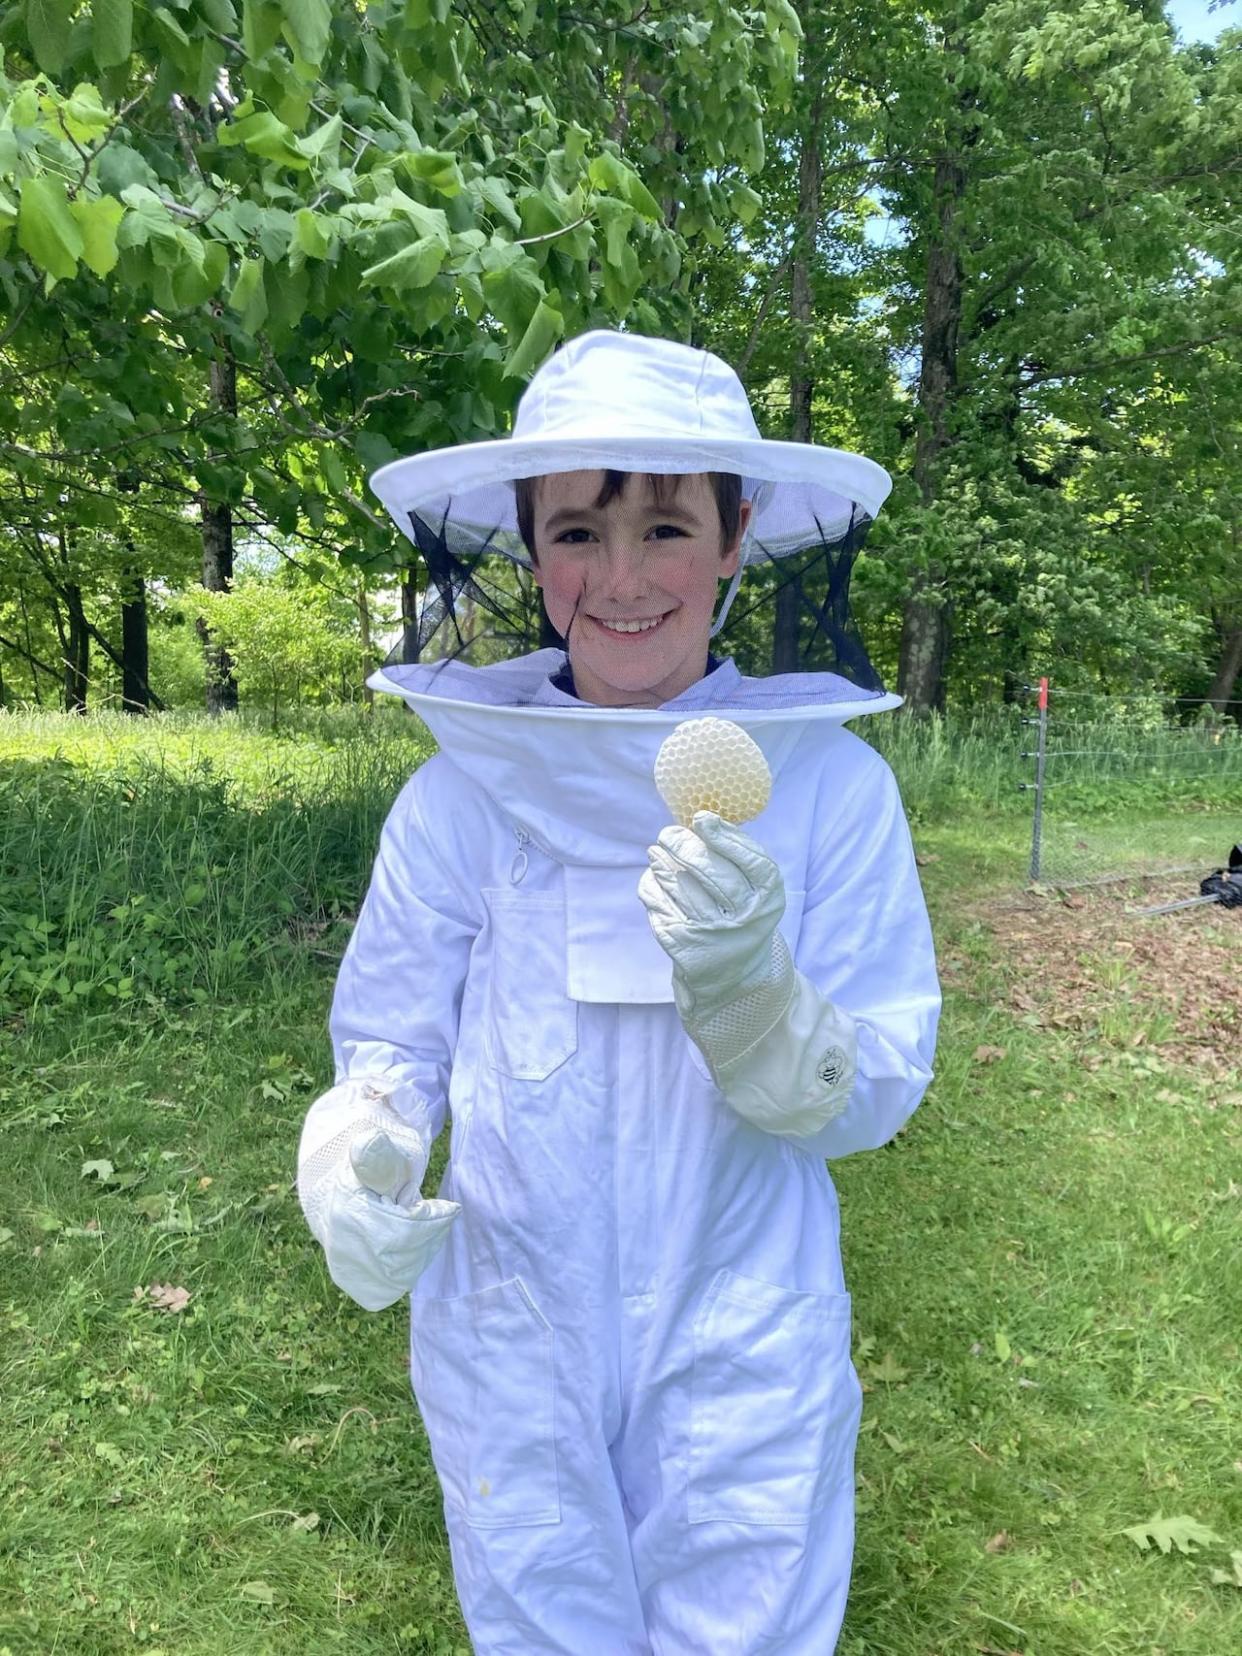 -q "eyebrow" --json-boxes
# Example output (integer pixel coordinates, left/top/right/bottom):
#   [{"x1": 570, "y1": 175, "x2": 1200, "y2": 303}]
[{"x1": 540, "y1": 502, "x2": 703, "y2": 534}]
